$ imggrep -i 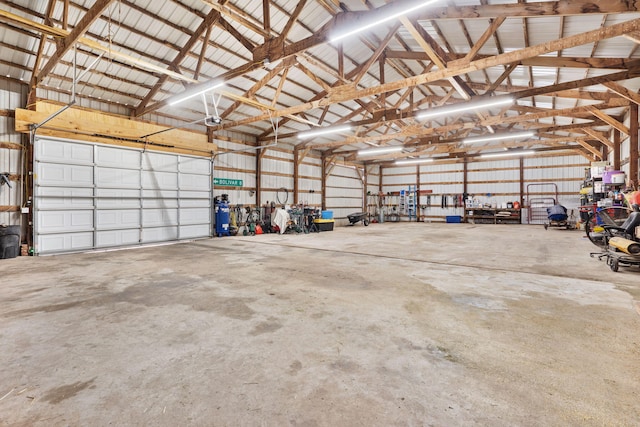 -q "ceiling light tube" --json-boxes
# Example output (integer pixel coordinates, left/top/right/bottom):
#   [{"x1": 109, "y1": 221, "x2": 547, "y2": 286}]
[
  {"x1": 297, "y1": 125, "x2": 351, "y2": 139},
  {"x1": 169, "y1": 82, "x2": 224, "y2": 106},
  {"x1": 463, "y1": 131, "x2": 535, "y2": 144},
  {"x1": 480, "y1": 150, "x2": 535, "y2": 159},
  {"x1": 330, "y1": 0, "x2": 439, "y2": 43},
  {"x1": 416, "y1": 96, "x2": 514, "y2": 121},
  {"x1": 395, "y1": 158, "x2": 434, "y2": 165},
  {"x1": 358, "y1": 146, "x2": 404, "y2": 156}
]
